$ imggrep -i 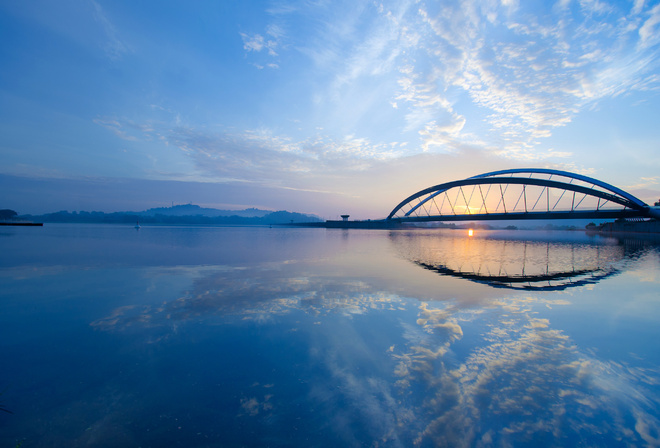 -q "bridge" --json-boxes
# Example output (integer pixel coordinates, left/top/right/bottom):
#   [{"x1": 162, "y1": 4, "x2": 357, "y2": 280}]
[{"x1": 385, "y1": 168, "x2": 660, "y2": 224}]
